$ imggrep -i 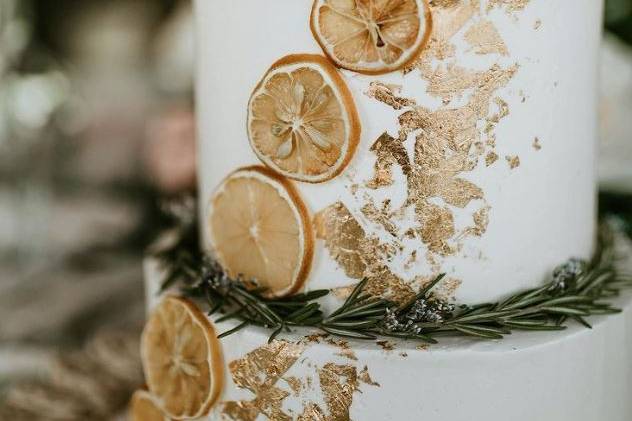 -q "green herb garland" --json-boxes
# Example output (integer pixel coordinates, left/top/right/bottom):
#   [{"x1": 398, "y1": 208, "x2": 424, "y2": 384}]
[{"x1": 154, "y1": 203, "x2": 632, "y2": 345}]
